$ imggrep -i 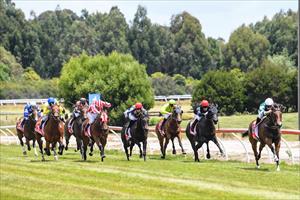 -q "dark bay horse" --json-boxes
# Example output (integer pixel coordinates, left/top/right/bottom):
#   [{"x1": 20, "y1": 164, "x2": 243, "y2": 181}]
[
  {"x1": 64, "y1": 106, "x2": 87, "y2": 152},
  {"x1": 186, "y1": 105, "x2": 224, "y2": 162},
  {"x1": 155, "y1": 105, "x2": 185, "y2": 159},
  {"x1": 16, "y1": 106, "x2": 39, "y2": 156},
  {"x1": 35, "y1": 105, "x2": 65, "y2": 161},
  {"x1": 242, "y1": 104, "x2": 283, "y2": 171},
  {"x1": 81, "y1": 110, "x2": 109, "y2": 161},
  {"x1": 121, "y1": 110, "x2": 149, "y2": 161}
]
